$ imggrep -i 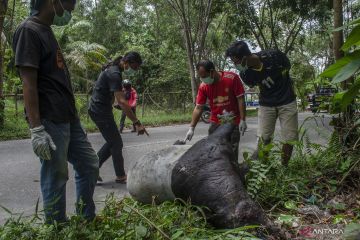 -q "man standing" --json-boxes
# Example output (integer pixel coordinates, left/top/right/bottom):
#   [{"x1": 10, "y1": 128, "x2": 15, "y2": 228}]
[
  {"x1": 226, "y1": 40, "x2": 298, "y2": 165},
  {"x1": 119, "y1": 80, "x2": 138, "y2": 133},
  {"x1": 13, "y1": 0, "x2": 99, "y2": 223},
  {"x1": 184, "y1": 60, "x2": 247, "y2": 166}
]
